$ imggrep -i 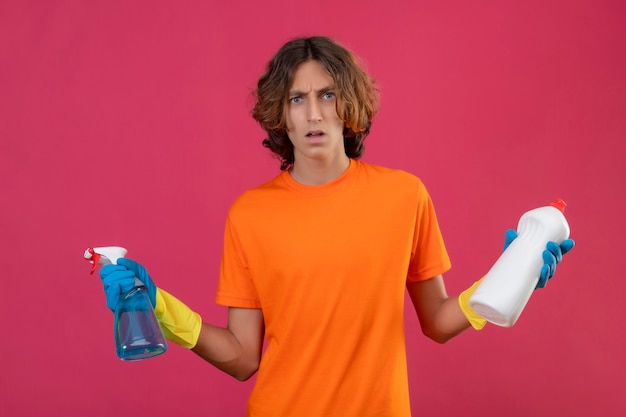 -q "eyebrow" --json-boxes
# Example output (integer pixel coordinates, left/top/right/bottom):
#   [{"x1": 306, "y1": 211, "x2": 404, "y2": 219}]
[{"x1": 288, "y1": 85, "x2": 336, "y2": 97}]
